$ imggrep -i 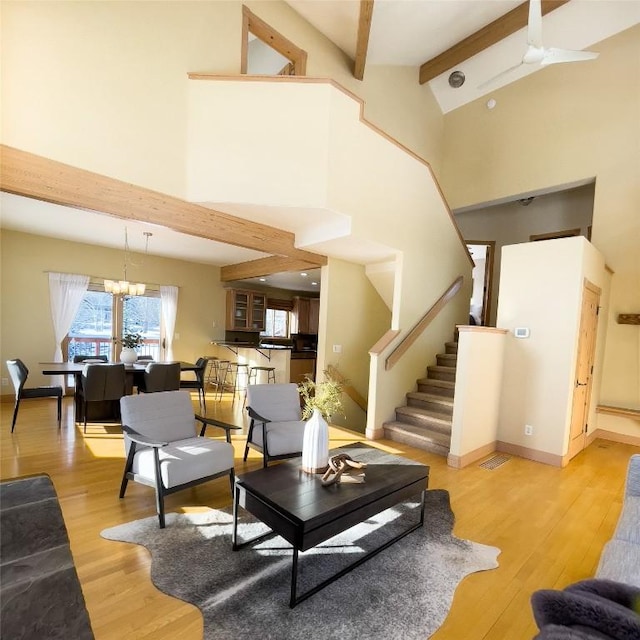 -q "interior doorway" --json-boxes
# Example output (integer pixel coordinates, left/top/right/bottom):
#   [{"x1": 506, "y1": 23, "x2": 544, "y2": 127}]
[
  {"x1": 466, "y1": 241, "x2": 495, "y2": 326},
  {"x1": 567, "y1": 280, "x2": 600, "y2": 461}
]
